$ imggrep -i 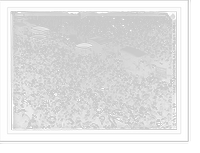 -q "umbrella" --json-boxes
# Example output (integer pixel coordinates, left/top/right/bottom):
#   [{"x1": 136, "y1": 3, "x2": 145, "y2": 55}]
[
  {"x1": 76, "y1": 43, "x2": 93, "y2": 48},
  {"x1": 30, "y1": 34, "x2": 47, "y2": 40},
  {"x1": 31, "y1": 26, "x2": 50, "y2": 32}
]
